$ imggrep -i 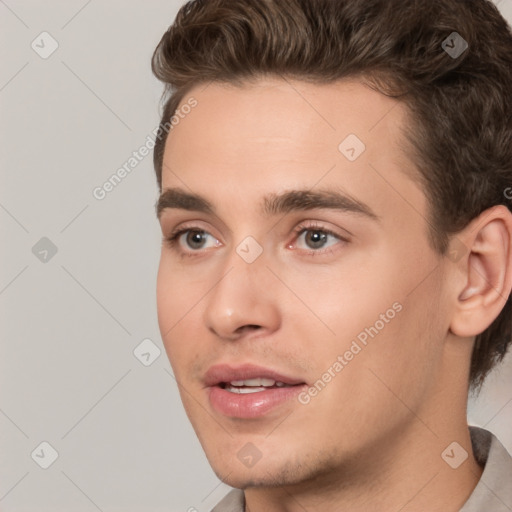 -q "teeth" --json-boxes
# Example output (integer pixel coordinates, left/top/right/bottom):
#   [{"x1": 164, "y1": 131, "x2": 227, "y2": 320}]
[
  {"x1": 224, "y1": 378, "x2": 293, "y2": 393},
  {"x1": 226, "y1": 386, "x2": 268, "y2": 394},
  {"x1": 230, "y1": 378, "x2": 276, "y2": 387}
]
